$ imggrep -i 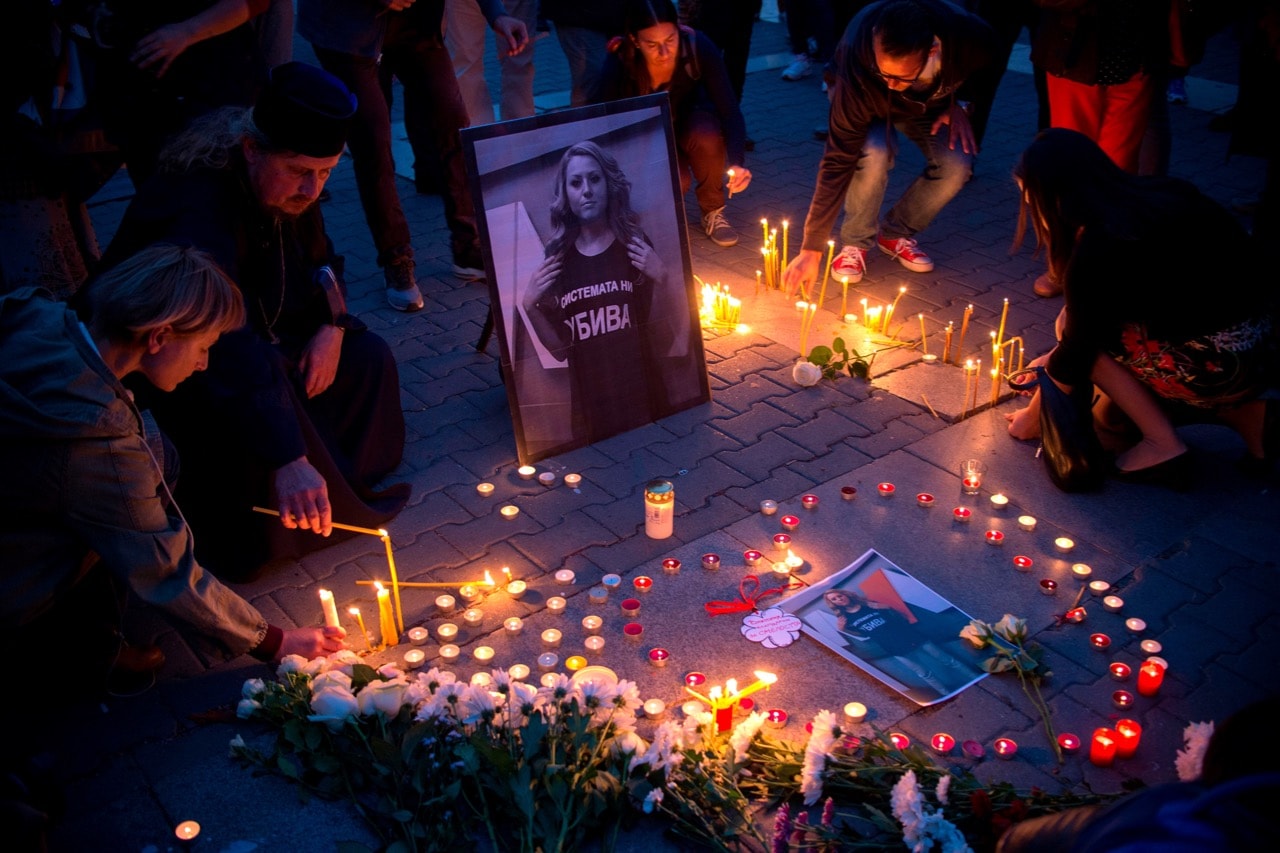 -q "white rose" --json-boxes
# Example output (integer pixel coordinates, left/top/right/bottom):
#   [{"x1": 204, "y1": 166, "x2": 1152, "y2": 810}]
[
  {"x1": 357, "y1": 679, "x2": 409, "y2": 717},
  {"x1": 242, "y1": 678, "x2": 266, "y2": 699},
  {"x1": 311, "y1": 669, "x2": 353, "y2": 695},
  {"x1": 792, "y1": 361, "x2": 822, "y2": 387},
  {"x1": 277, "y1": 655, "x2": 308, "y2": 676},
  {"x1": 309, "y1": 685, "x2": 358, "y2": 731},
  {"x1": 236, "y1": 698, "x2": 261, "y2": 719}
]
